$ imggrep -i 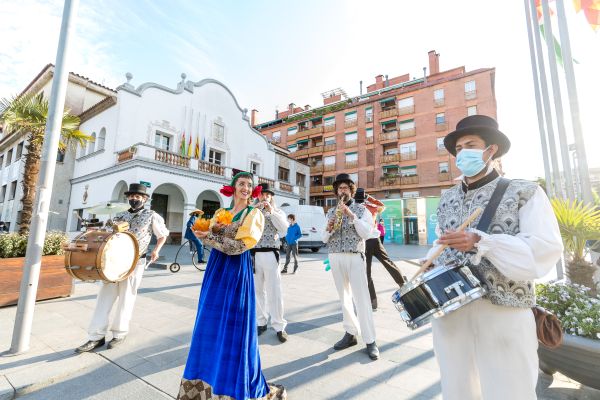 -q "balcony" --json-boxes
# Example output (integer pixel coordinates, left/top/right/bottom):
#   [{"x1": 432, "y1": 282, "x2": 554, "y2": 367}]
[
  {"x1": 438, "y1": 172, "x2": 450, "y2": 181},
  {"x1": 366, "y1": 137, "x2": 374, "y2": 144},
  {"x1": 280, "y1": 182, "x2": 293, "y2": 192},
  {"x1": 344, "y1": 119, "x2": 358, "y2": 129},
  {"x1": 117, "y1": 148, "x2": 135, "y2": 162},
  {"x1": 400, "y1": 151, "x2": 417, "y2": 161},
  {"x1": 402, "y1": 175, "x2": 419, "y2": 185},
  {"x1": 380, "y1": 131, "x2": 399, "y2": 142},
  {"x1": 398, "y1": 105, "x2": 414, "y2": 116},
  {"x1": 304, "y1": 125, "x2": 324, "y2": 136},
  {"x1": 324, "y1": 124, "x2": 336, "y2": 133},
  {"x1": 344, "y1": 139, "x2": 358, "y2": 148},
  {"x1": 435, "y1": 122, "x2": 448, "y2": 132},
  {"x1": 324, "y1": 164, "x2": 336, "y2": 172},
  {"x1": 155, "y1": 149, "x2": 190, "y2": 168},
  {"x1": 295, "y1": 148, "x2": 310, "y2": 157},
  {"x1": 379, "y1": 174, "x2": 419, "y2": 187},
  {"x1": 434, "y1": 98, "x2": 445, "y2": 107},
  {"x1": 308, "y1": 145, "x2": 323, "y2": 154},
  {"x1": 310, "y1": 164, "x2": 324, "y2": 174},
  {"x1": 399, "y1": 128, "x2": 416, "y2": 138},
  {"x1": 258, "y1": 176, "x2": 275, "y2": 186},
  {"x1": 437, "y1": 147, "x2": 447, "y2": 156},
  {"x1": 380, "y1": 154, "x2": 400, "y2": 163},
  {"x1": 345, "y1": 160, "x2": 358, "y2": 169},
  {"x1": 310, "y1": 185, "x2": 323, "y2": 194},
  {"x1": 323, "y1": 143, "x2": 336, "y2": 152},
  {"x1": 465, "y1": 90, "x2": 477, "y2": 100},
  {"x1": 323, "y1": 185, "x2": 334, "y2": 192},
  {"x1": 379, "y1": 108, "x2": 398, "y2": 119},
  {"x1": 198, "y1": 160, "x2": 225, "y2": 176}
]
